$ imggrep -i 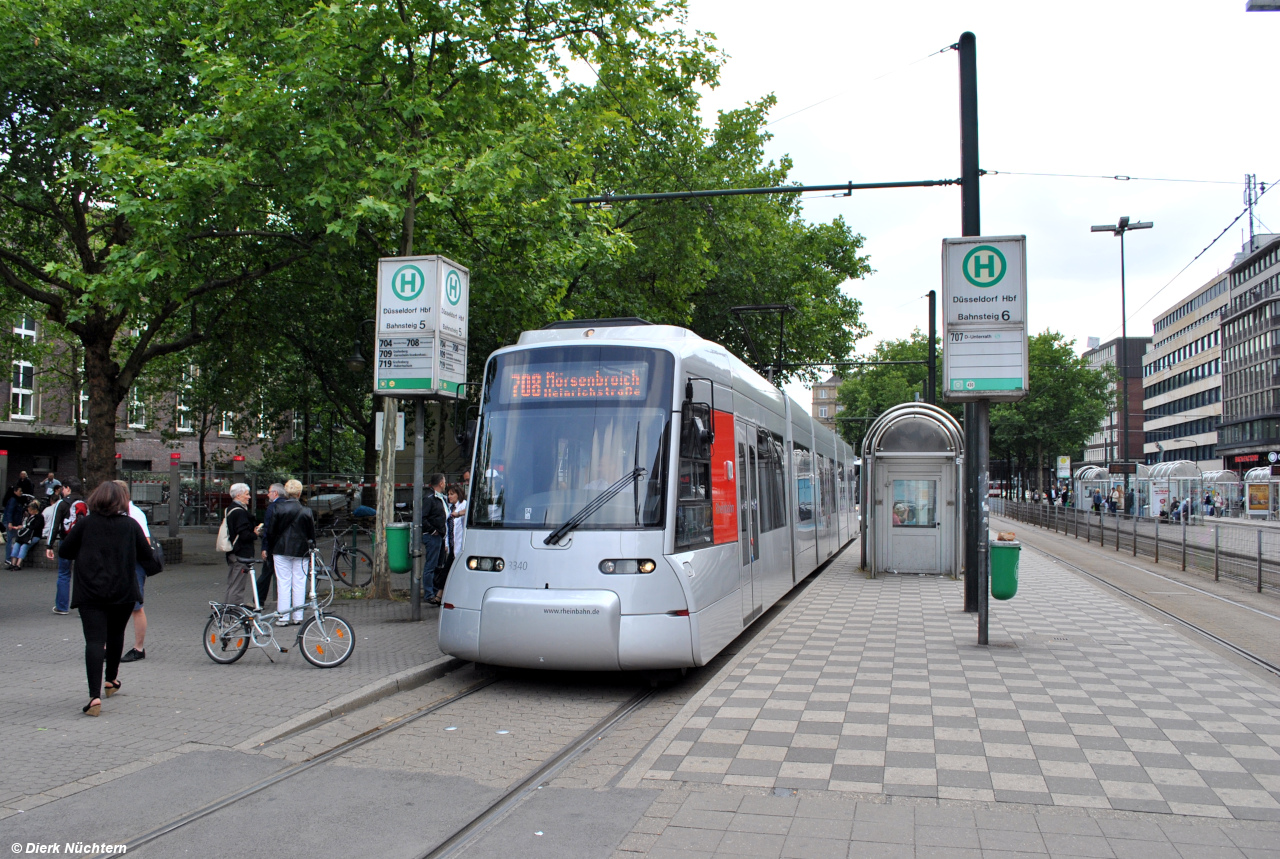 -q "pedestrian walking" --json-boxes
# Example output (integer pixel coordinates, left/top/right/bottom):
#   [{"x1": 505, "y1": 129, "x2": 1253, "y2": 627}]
[
  {"x1": 58, "y1": 480, "x2": 161, "y2": 716},
  {"x1": 15, "y1": 470, "x2": 34, "y2": 496},
  {"x1": 254, "y1": 483, "x2": 286, "y2": 608},
  {"x1": 46, "y1": 481, "x2": 85, "y2": 614},
  {"x1": 420, "y1": 474, "x2": 448, "y2": 606},
  {"x1": 3, "y1": 483, "x2": 23, "y2": 559},
  {"x1": 117, "y1": 481, "x2": 153, "y2": 663},
  {"x1": 221, "y1": 483, "x2": 257, "y2": 607},
  {"x1": 265, "y1": 479, "x2": 314, "y2": 626},
  {"x1": 6, "y1": 500, "x2": 42, "y2": 569}
]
